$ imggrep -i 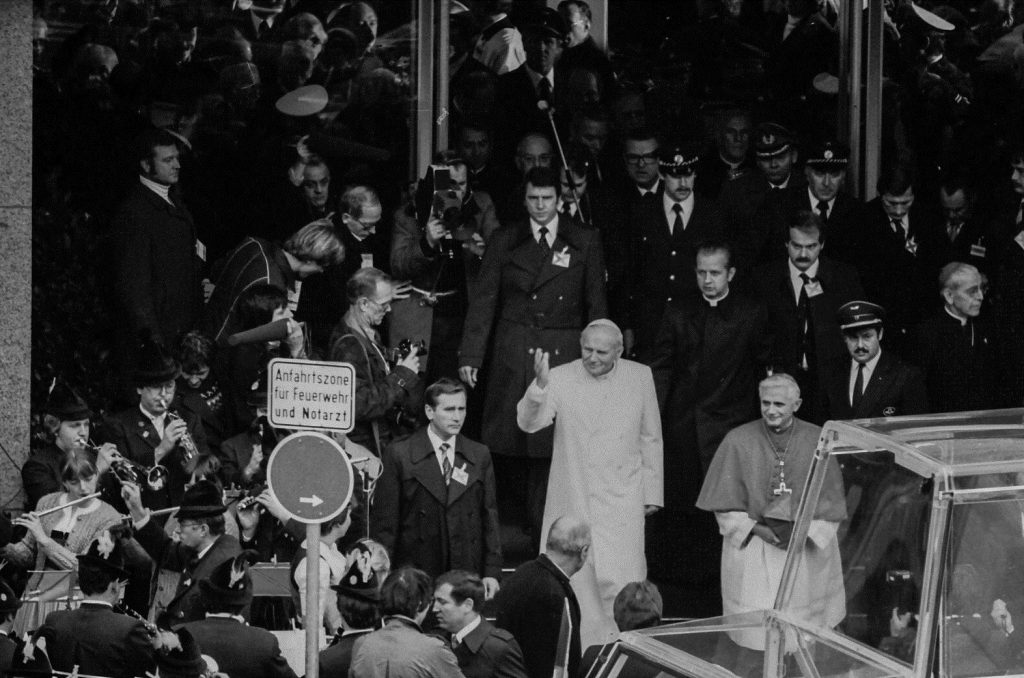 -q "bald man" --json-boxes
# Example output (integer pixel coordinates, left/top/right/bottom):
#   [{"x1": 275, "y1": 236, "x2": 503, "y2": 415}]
[
  {"x1": 517, "y1": 320, "x2": 663, "y2": 647},
  {"x1": 697, "y1": 374, "x2": 846, "y2": 651}
]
